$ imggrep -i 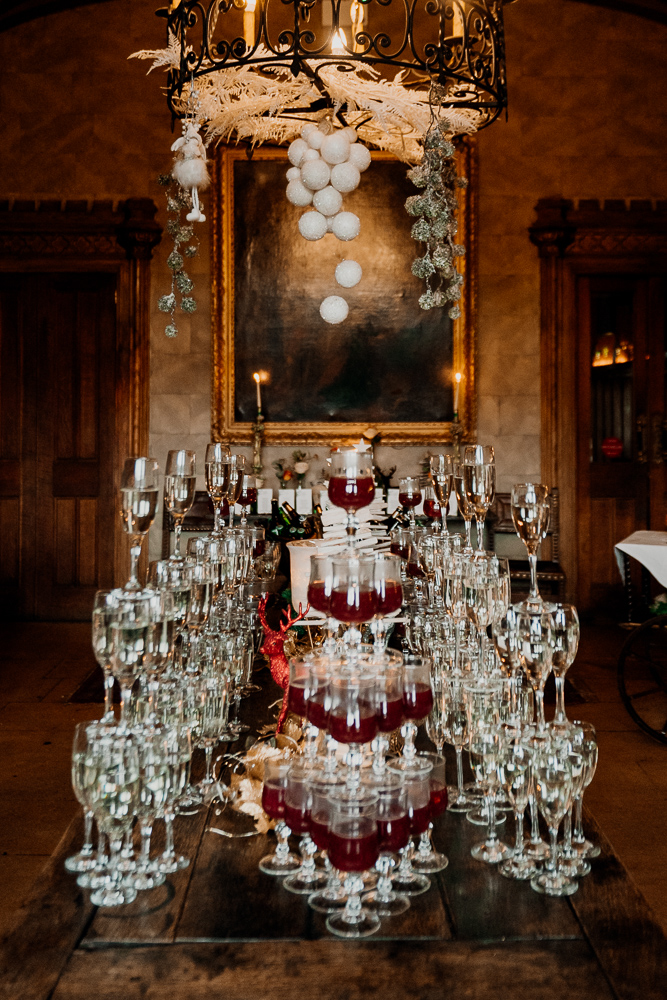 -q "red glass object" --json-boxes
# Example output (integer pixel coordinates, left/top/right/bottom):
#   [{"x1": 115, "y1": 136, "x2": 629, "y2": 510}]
[
  {"x1": 284, "y1": 801, "x2": 311, "y2": 835},
  {"x1": 309, "y1": 813, "x2": 331, "y2": 852},
  {"x1": 403, "y1": 682, "x2": 433, "y2": 721},
  {"x1": 307, "y1": 581, "x2": 331, "y2": 615},
  {"x1": 305, "y1": 695, "x2": 330, "y2": 730},
  {"x1": 330, "y1": 587, "x2": 378, "y2": 624},
  {"x1": 328, "y1": 476, "x2": 375, "y2": 511},
  {"x1": 423, "y1": 498, "x2": 441, "y2": 520},
  {"x1": 376, "y1": 580, "x2": 403, "y2": 615},
  {"x1": 408, "y1": 802, "x2": 431, "y2": 836},
  {"x1": 377, "y1": 813, "x2": 410, "y2": 853},
  {"x1": 328, "y1": 707, "x2": 378, "y2": 745},
  {"x1": 398, "y1": 490, "x2": 422, "y2": 509},
  {"x1": 390, "y1": 542, "x2": 409, "y2": 560},
  {"x1": 261, "y1": 784, "x2": 285, "y2": 820},
  {"x1": 376, "y1": 696, "x2": 404, "y2": 733},
  {"x1": 287, "y1": 682, "x2": 307, "y2": 717},
  {"x1": 239, "y1": 487, "x2": 258, "y2": 507},
  {"x1": 429, "y1": 780, "x2": 448, "y2": 819},
  {"x1": 328, "y1": 830, "x2": 379, "y2": 872}
]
